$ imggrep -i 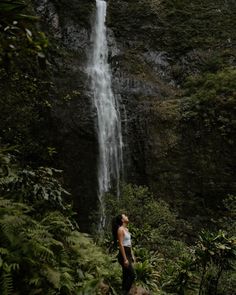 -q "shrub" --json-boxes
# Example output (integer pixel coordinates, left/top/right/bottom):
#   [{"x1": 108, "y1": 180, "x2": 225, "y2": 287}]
[{"x1": 104, "y1": 183, "x2": 184, "y2": 252}]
